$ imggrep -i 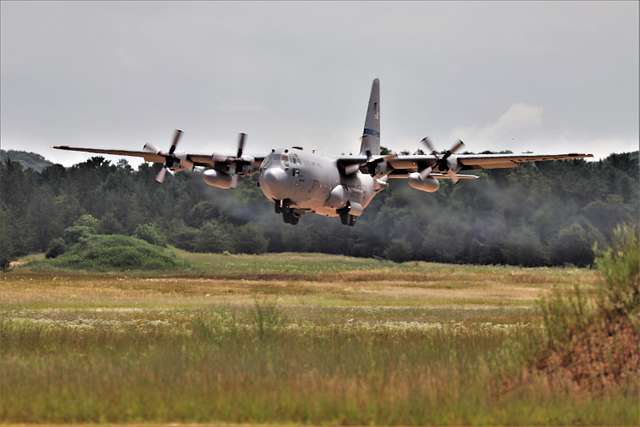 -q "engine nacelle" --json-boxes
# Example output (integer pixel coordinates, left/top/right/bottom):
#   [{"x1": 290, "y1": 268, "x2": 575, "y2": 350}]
[
  {"x1": 326, "y1": 185, "x2": 348, "y2": 208},
  {"x1": 408, "y1": 172, "x2": 440, "y2": 193},
  {"x1": 203, "y1": 169, "x2": 233, "y2": 189}
]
